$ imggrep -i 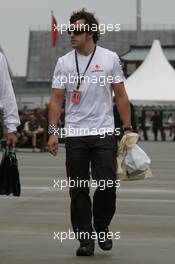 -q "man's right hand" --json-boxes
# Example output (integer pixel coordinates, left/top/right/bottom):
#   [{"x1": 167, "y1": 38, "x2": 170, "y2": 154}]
[
  {"x1": 6, "y1": 132, "x2": 18, "y2": 147},
  {"x1": 48, "y1": 135, "x2": 58, "y2": 156}
]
